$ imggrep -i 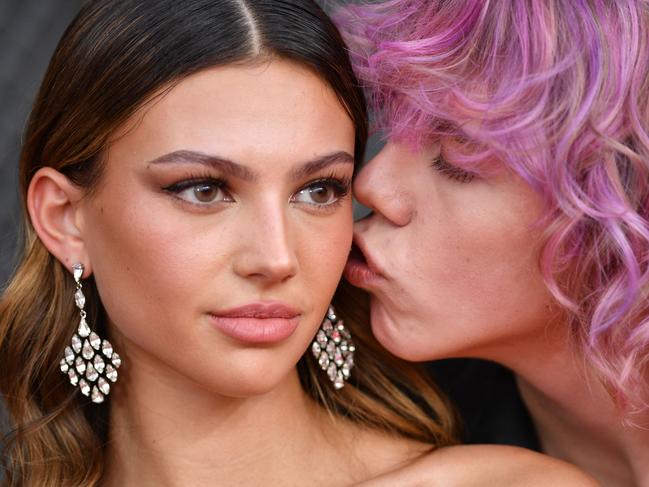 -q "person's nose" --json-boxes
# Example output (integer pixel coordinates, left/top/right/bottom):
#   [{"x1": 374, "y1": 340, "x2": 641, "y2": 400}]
[
  {"x1": 232, "y1": 203, "x2": 298, "y2": 285},
  {"x1": 353, "y1": 143, "x2": 415, "y2": 227}
]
